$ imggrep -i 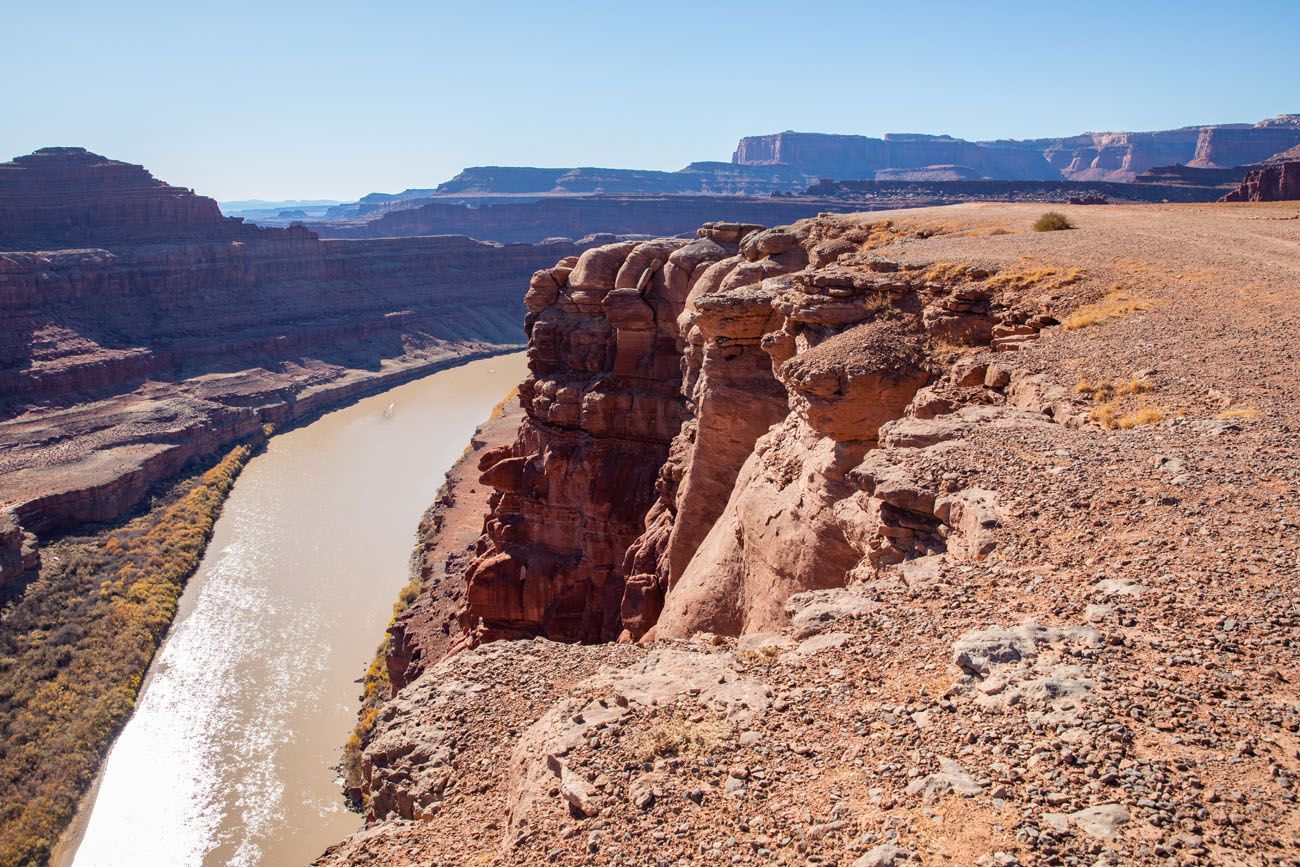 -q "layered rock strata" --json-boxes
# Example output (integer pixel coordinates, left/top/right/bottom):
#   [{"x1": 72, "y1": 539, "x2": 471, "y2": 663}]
[
  {"x1": 309, "y1": 195, "x2": 862, "y2": 243},
  {"x1": 0, "y1": 148, "x2": 603, "y2": 576},
  {"x1": 460, "y1": 216, "x2": 1065, "y2": 646},
  {"x1": 735, "y1": 115, "x2": 1300, "y2": 183},
  {"x1": 1220, "y1": 160, "x2": 1300, "y2": 202}
]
